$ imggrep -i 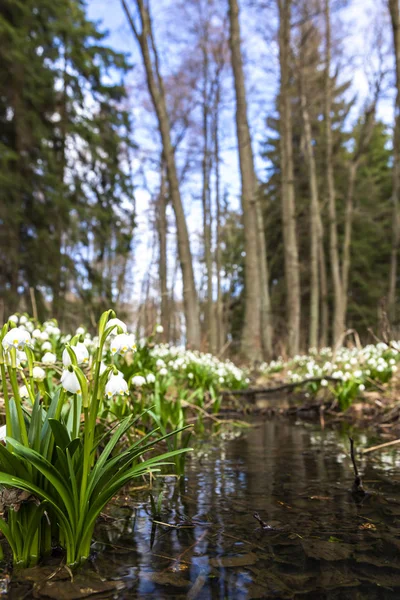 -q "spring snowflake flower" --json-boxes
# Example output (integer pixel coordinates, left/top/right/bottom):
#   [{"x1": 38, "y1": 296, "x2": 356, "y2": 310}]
[
  {"x1": 19, "y1": 316, "x2": 28, "y2": 325},
  {"x1": 2, "y1": 328, "x2": 32, "y2": 351},
  {"x1": 19, "y1": 385, "x2": 30, "y2": 398},
  {"x1": 146, "y1": 373, "x2": 156, "y2": 384},
  {"x1": 42, "y1": 352, "x2": 56, "y2": 365},
  {"x1": 105, "y1": 371, "x2": 129, "y2": 398},
  {"x1": 359, "y1": 383, "x2": 366, "y2": 392},
  {"x1": 321, "y1": 379, "x2": 328, "y2": 387},
  {"x1": 188, "y1": 373, "x2": 194, "y2": 380},
  {"x1": 159, "y1": 367, "x2": 168, "y2": 377},
  {"x1": 39, "y1": 331, "x2": 49, "y2": 341},
  {"x1": 131, "y1": 375, "x2": 146, "y2": 387},
  {"x1": 41, "y1": 341, "x2": 52, "y2": 352},
  {"x1": 110, "y1": 333, "x2": 136, "y2": 356},
  {"x1": 8, "y1": 315, "x2": 18, "y2": 324},
  {"x1": 61, "y1": 370, "x2": 83, "y2": 394},
  {"x1": 33, "y1": 366, "x2": 46, "y2": 381},
  {"x1": 76, "y1": 327, "x2": 85, "y2": 335},
  {"x1": 106, "y1": 318, "x2": 127, "y2": 336},
  {"x1": 155, "y1": 325, "x2": 164, "y2": 333},
  {"x1": 62, "y1": 342, "x2": 89, "y2": 366},
  {"x1": 32, "y1": 329, "x2": 41, "y2": 339}
]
